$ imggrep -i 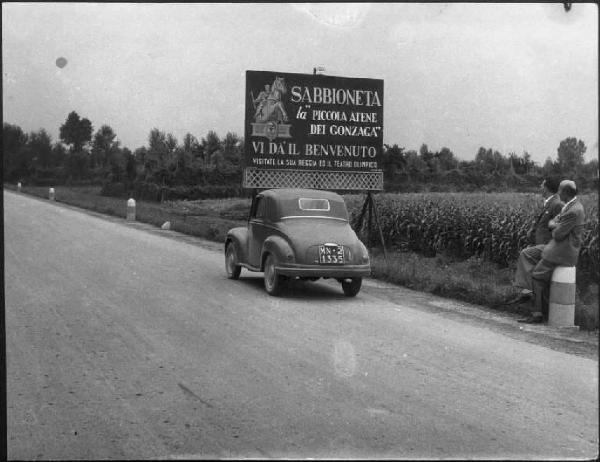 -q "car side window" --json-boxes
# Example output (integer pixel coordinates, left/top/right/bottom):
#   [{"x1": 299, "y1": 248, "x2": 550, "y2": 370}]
[
  {"x1": 250, "y1": 196, "x2": 265, "y2": 219},
  {"x1": 254, "y1": 197, "x2": 266, "y2": 220}
]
